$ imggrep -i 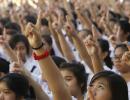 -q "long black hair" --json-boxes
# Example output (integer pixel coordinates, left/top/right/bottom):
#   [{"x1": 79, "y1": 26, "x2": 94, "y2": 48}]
[
  {"x1": 59, "y1": 62, "x2": 88, "y2": 94},
  {"x1": 90, "y1": 71, "x2": 128, "y2": 100},
  {"x1": 9, "y1": 34, "x2": 30, "y2": 56},
  {"x1": 98, "y1": 38, "x2": 113, "y2": 69},
  {"x1": 0, "y1": 73, "x2": 29, "y2": 98}
]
